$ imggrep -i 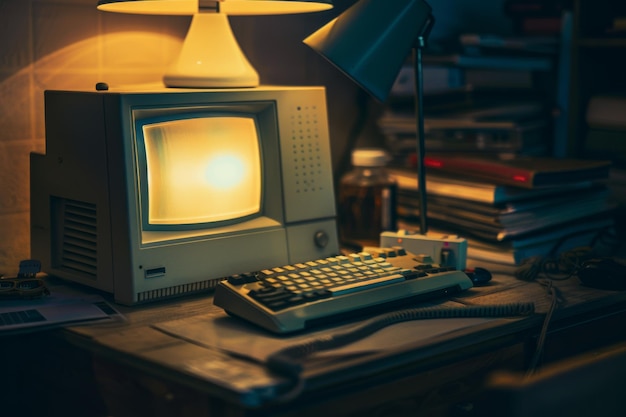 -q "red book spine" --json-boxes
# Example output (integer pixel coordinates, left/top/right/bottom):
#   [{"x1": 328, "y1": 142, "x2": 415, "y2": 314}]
[{"x1": 424, "y1": 156, "x2": 534, "y2": 187}]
